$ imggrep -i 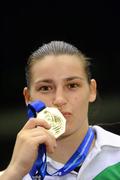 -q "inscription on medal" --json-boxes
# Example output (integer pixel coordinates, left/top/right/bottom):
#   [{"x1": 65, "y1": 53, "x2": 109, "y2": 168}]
[{"x1": 37, "y1": 107, "x2": 66, "y2": 138}]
